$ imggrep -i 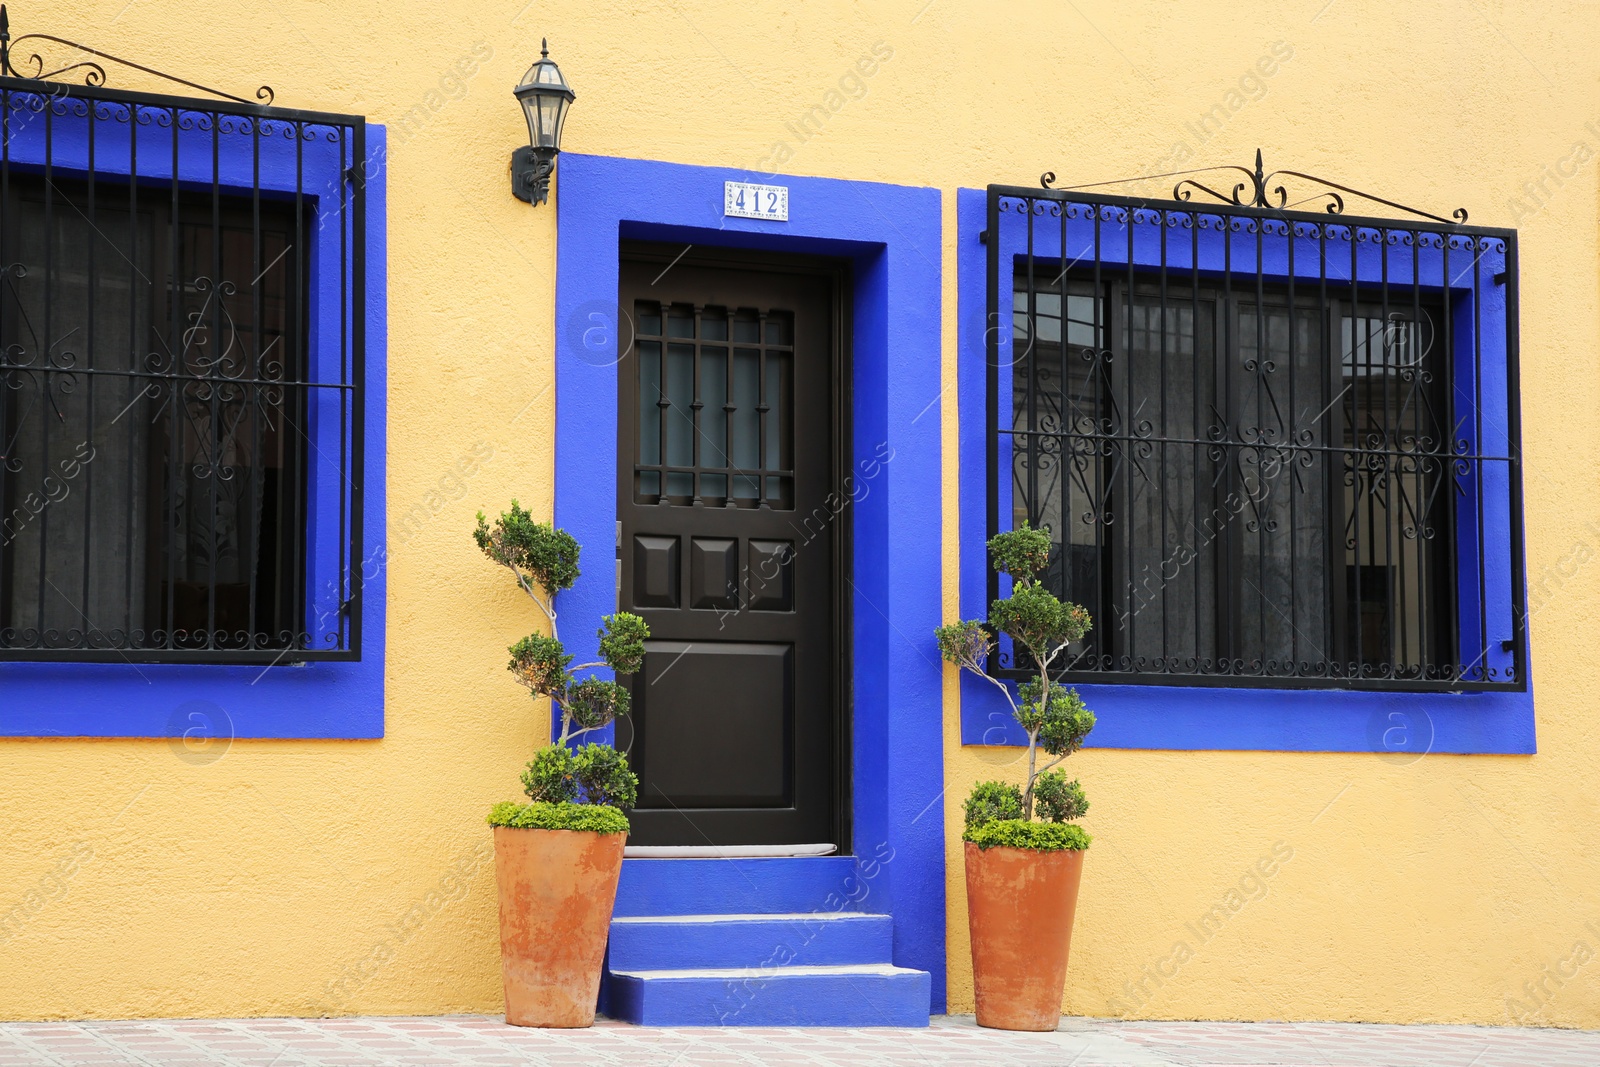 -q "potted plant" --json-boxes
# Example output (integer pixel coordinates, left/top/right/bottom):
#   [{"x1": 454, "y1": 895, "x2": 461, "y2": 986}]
[
  {"x1": 937, "y1": 523, "x2": 1096, "y2": 1032},
  {"x1": 475, "y1": 501, "x2": 648, "y2": 1028}
]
